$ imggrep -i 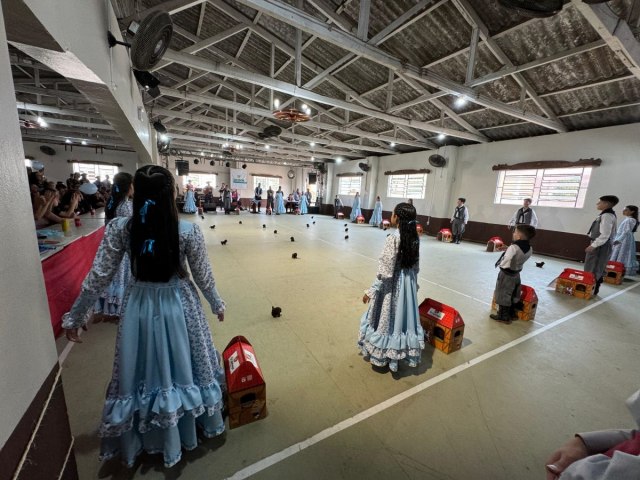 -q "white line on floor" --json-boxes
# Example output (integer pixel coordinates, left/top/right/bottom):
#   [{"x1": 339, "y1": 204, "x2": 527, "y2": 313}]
[{"x1": 225, "y1": 281, "x2": 640, "y2": 480}]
